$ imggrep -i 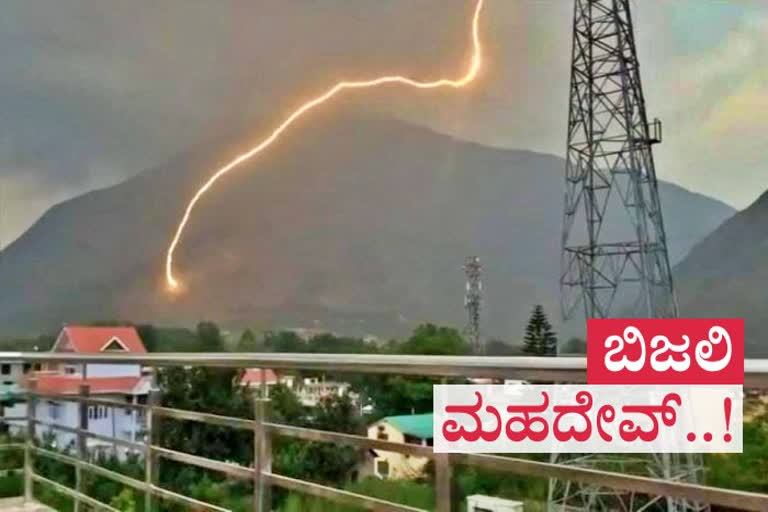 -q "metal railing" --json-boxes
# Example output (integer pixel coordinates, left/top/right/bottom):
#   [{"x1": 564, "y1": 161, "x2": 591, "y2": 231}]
[{"x1": 0, "y1": 353, "x2": 766, "y2": 512}]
